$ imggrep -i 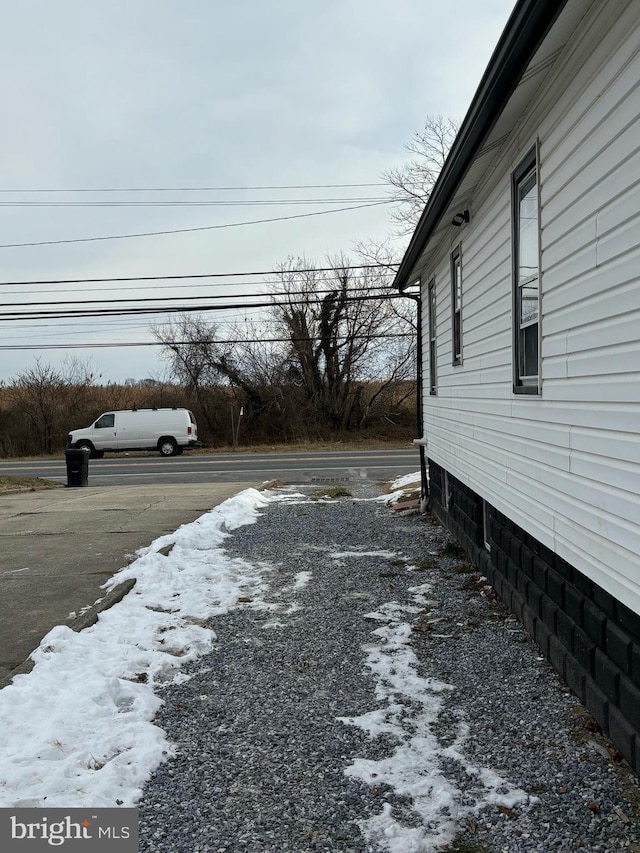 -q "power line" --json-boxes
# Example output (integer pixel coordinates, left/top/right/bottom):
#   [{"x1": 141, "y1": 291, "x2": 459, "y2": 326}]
[
  {"x1": 0, "y1": 262, "x2": 398, "y2": 289},
  {"x1": 0, "y1": 317, "x2": 285, "y2": 342},
  {"x1": 0, "y1": 292, "x2": 406, "y2": 321},
  {"x1": 0, "y1": 276, "x2": 389, "y2": 298},
  {"x1": 0, "y1": 201, "x2": 390, "y2": 248},
  {"x1": 0, "y1": 197, "x2": 393, "y2": 208},
  {"x1": 0, "y1": 303, "x2": 292, "y2": 330},
  {"x1": 0, "y1": 331, "x2": 413, "y2": 351},
  {"x1": 0, "y1": 306, "x2": 271, "y2": 330},
  {"x1": 0, "y1": 313, "x2": 292, "y2": 338},
  {"x1": 0, "y1": 286, "x2": 391, "y2": 310},
  {"x1": 0, "y1": 182, "x2": 388, "y2": 193}
]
